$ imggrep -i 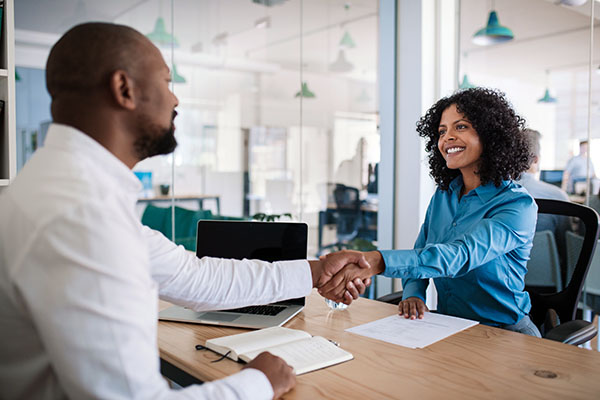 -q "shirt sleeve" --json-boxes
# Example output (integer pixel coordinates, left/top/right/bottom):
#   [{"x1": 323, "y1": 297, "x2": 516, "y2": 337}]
[
  {"x1": 143, "y1": 226, "x2": 313, "y2": 311},
  {"x1": 380, "y1": 193, "x2": 537, "y2": 280},
  {"x1": 13, "y1": 203, "x2": 275, "y2": 400},
  {"x1": 394, "y1": 204, "x2": 431, "y2": 302}
]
